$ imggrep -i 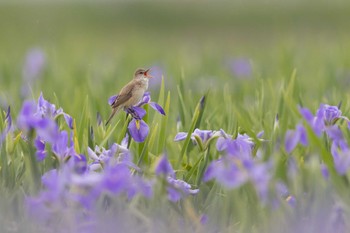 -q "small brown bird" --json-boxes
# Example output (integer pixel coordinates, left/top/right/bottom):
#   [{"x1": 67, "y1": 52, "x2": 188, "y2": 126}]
[{"x1": 105, "y1": 68, "x2": 152, "y2": 126}]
